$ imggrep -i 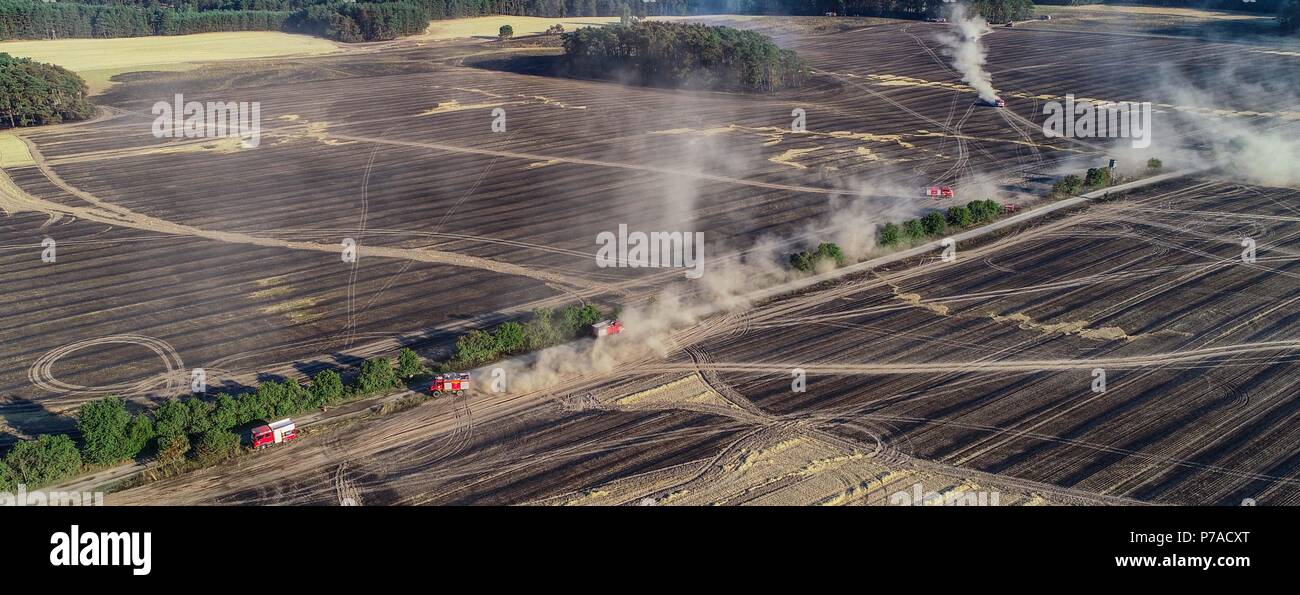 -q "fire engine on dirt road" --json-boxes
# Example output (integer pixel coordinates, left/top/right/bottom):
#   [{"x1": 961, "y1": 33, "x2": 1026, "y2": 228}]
[
  {"x1": 591, "y1": 319, "x2": 624, "y2": 337},
  {"x1": 250, "y1": 419, "x2": 298, "y2": 449},
  {"x1": 431, "y1": 372, "x2": 471, "y2": 396}
]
